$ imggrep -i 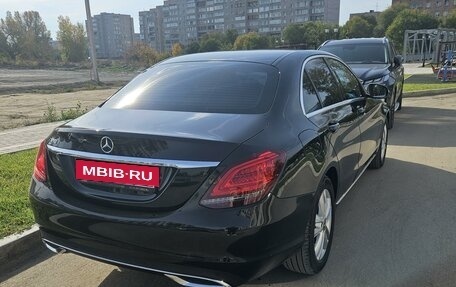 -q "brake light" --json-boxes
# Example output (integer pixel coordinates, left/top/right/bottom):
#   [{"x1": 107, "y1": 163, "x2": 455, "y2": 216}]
[
  {"x1": 200, "y1": 151, "x2": 285, "y2": 209},
  {"x1": 33, "y1": 141, "x2": 47, "y2": 182}
]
